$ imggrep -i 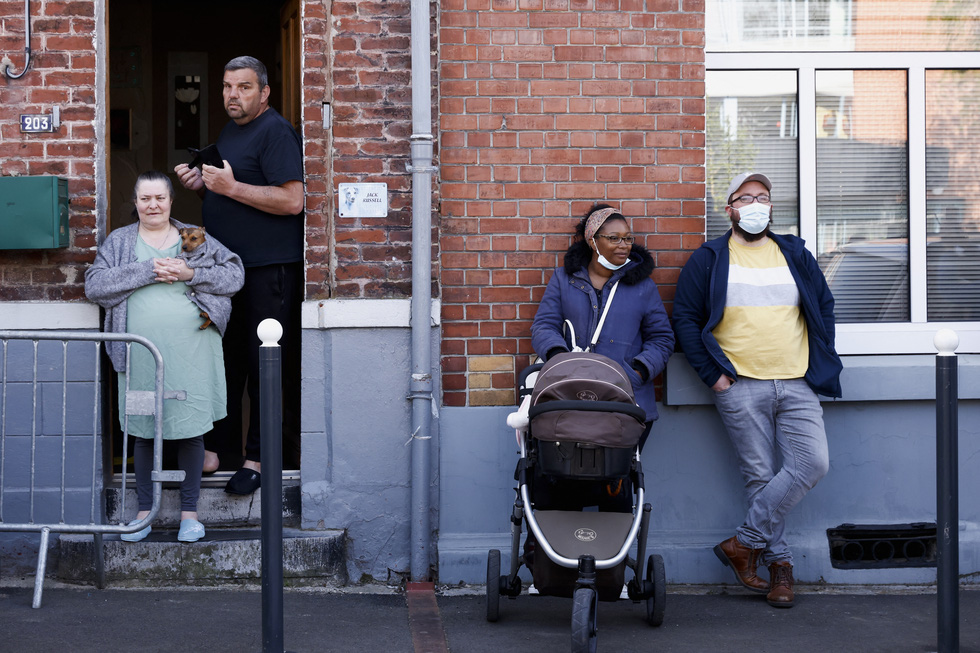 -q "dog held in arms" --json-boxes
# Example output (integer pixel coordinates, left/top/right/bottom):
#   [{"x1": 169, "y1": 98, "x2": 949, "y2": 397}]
[{"x1": 178, "y1": 227, "x2": 230, "y2": 331}]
